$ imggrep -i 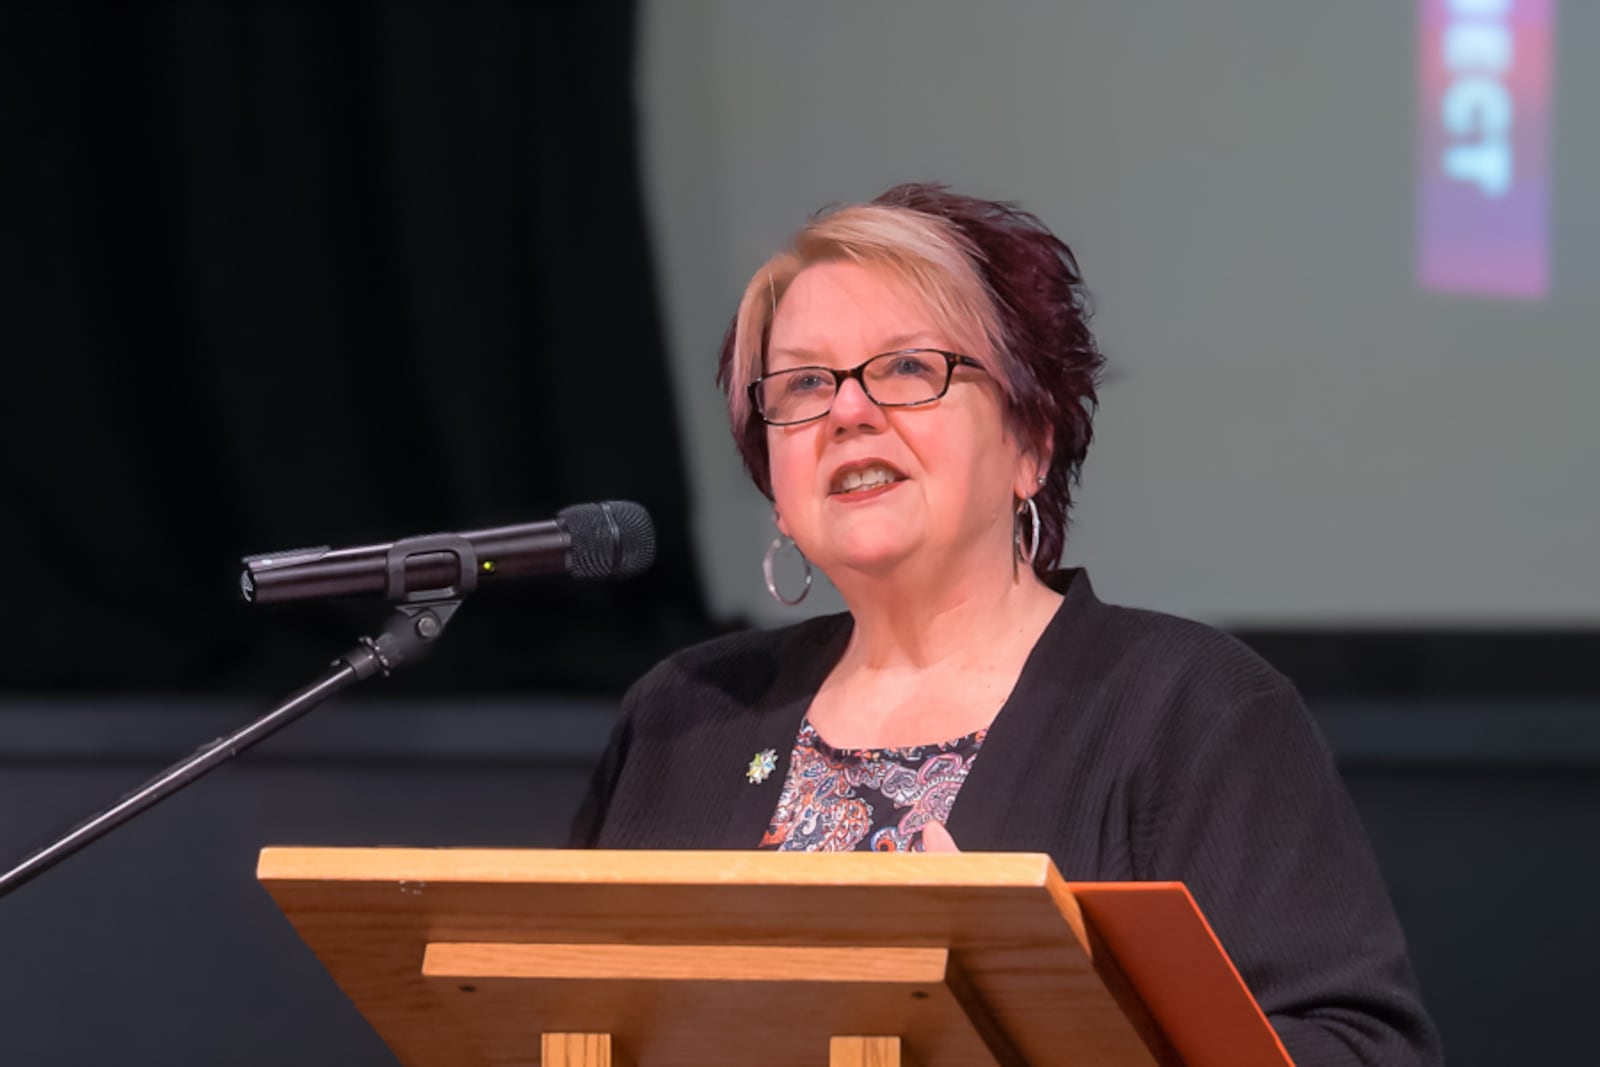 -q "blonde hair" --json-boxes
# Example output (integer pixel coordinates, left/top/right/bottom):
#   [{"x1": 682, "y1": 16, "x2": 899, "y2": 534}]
[{"x1": 721, "y1": 202, "x2": 1014, "y2": 441}]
